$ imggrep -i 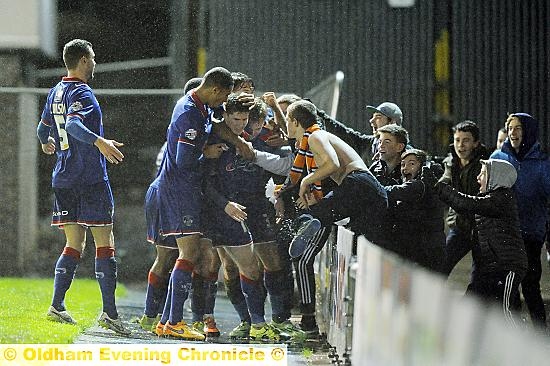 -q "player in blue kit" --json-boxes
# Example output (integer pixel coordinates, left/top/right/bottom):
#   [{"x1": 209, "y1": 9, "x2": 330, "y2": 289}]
[
  {"x1": 202, "y1": 95, "x2": 305, "y2": 342},
  {"x1": 138, "y1": 77, "x2": 203, "y2": 334},
  {"x1": 37, "y1": 39, "x2": 129, "y2": 335},
  {"x1": 145, "y1": 67, "x2": 254, "y2": 340}
]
